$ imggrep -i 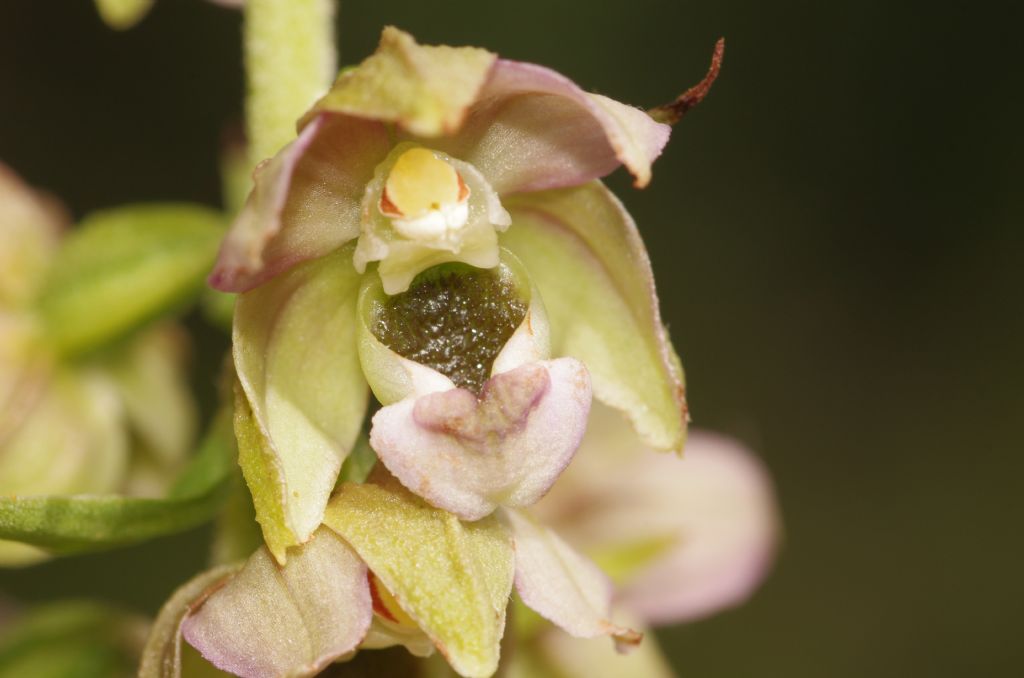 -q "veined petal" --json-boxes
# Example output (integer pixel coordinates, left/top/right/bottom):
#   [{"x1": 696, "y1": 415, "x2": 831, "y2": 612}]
[
  {"x1": 534, "y1": 404, "x2": 779, "y2": 625},
  {"x1": 324, "y1": 478, "x2": 514, "y2": 678},
  {"x1": 302, "y1": 27, "x2": 497, "y2": 138},
  {"x1": 430, "y1": 61, "x2": 669, "y2": 193},
  {"x1": 370, "y1": 358, "x2": 591, "y2": 521},
  {"x1": 502, "y1": 182, "x2": 687, "y2": 452},
  {"x1": 210, "y1": 116, "x2": 390, "y2": 293},
  {"x1": 504, "y1": 509, "x2": 640, "y2": 650},
  {"x1": 182, "y1": 528, "x2": 372, "y2": 678},
  {"x1": 233, "y1": 245, "x2": 368, "y2": 561}
]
